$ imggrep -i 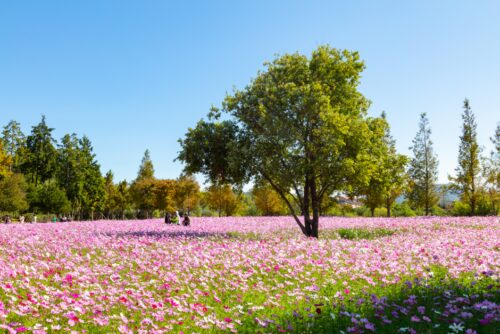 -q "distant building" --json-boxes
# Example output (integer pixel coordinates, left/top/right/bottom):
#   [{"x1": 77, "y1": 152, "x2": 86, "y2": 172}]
[{"x1": 336, "y1": 195, "x2": 363, "y2": 208}]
